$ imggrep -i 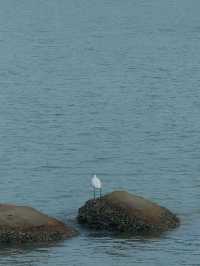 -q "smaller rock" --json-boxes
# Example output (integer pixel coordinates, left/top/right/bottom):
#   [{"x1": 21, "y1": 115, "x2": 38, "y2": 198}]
[
  {"x1": 0, "y1": 204, "x2": 77, "y2": 244},
  {"x1": 78, "y1": 191, "x2": 180, "y2": 235}
]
